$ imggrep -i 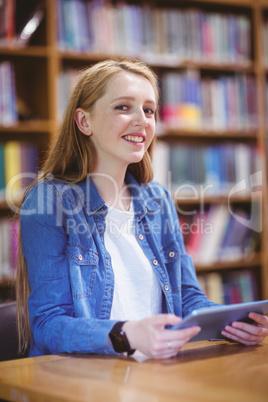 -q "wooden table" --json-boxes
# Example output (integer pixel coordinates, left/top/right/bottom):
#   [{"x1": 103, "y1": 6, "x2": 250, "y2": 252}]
[{"x1": 0, "y1": 339, "x2": 268, "y2": 402}]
